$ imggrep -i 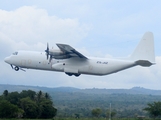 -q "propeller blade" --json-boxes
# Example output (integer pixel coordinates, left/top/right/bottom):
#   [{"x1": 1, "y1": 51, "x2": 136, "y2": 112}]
[
  {"x1": 45, "y1": 43, "x2": 53, "y2": 63},
  {"x1": 45, "y1": 43, "x2": 49, "y2": 60},
  {"x1": 49, "y1": 55, "x2": 52, "y2": 63},
  {"x1": 47, "y1": 53, "x2": 49, "y2": 60}
]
